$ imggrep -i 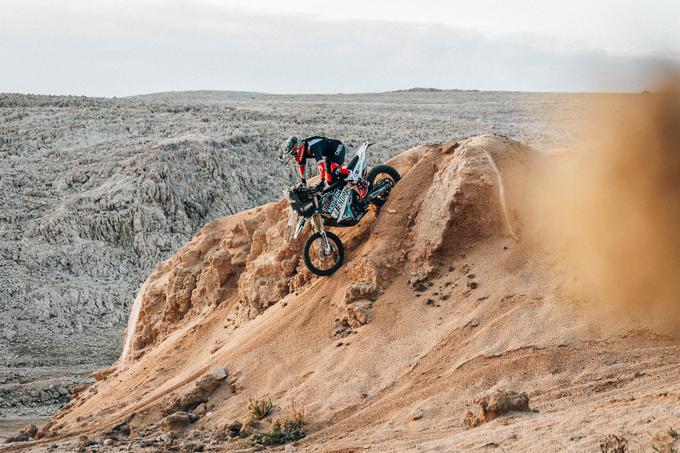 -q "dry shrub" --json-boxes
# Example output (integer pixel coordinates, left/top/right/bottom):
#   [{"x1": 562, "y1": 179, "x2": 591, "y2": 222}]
[
  {"x1": 247, "y1": 397, "x2": 273, "y2": 420},
  {"x1": 651, "y1": 428, "x2": 679, "y2": 453},
  {"x1": 252, "y1": 401, "x2": 306, "y2": 446}
]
